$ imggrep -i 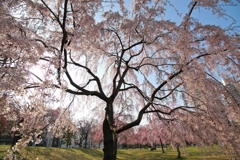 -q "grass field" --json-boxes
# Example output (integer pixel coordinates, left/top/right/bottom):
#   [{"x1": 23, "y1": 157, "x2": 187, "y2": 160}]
[{"x1": 0, "y1": 145, "x2": 235, "y2": 160}]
